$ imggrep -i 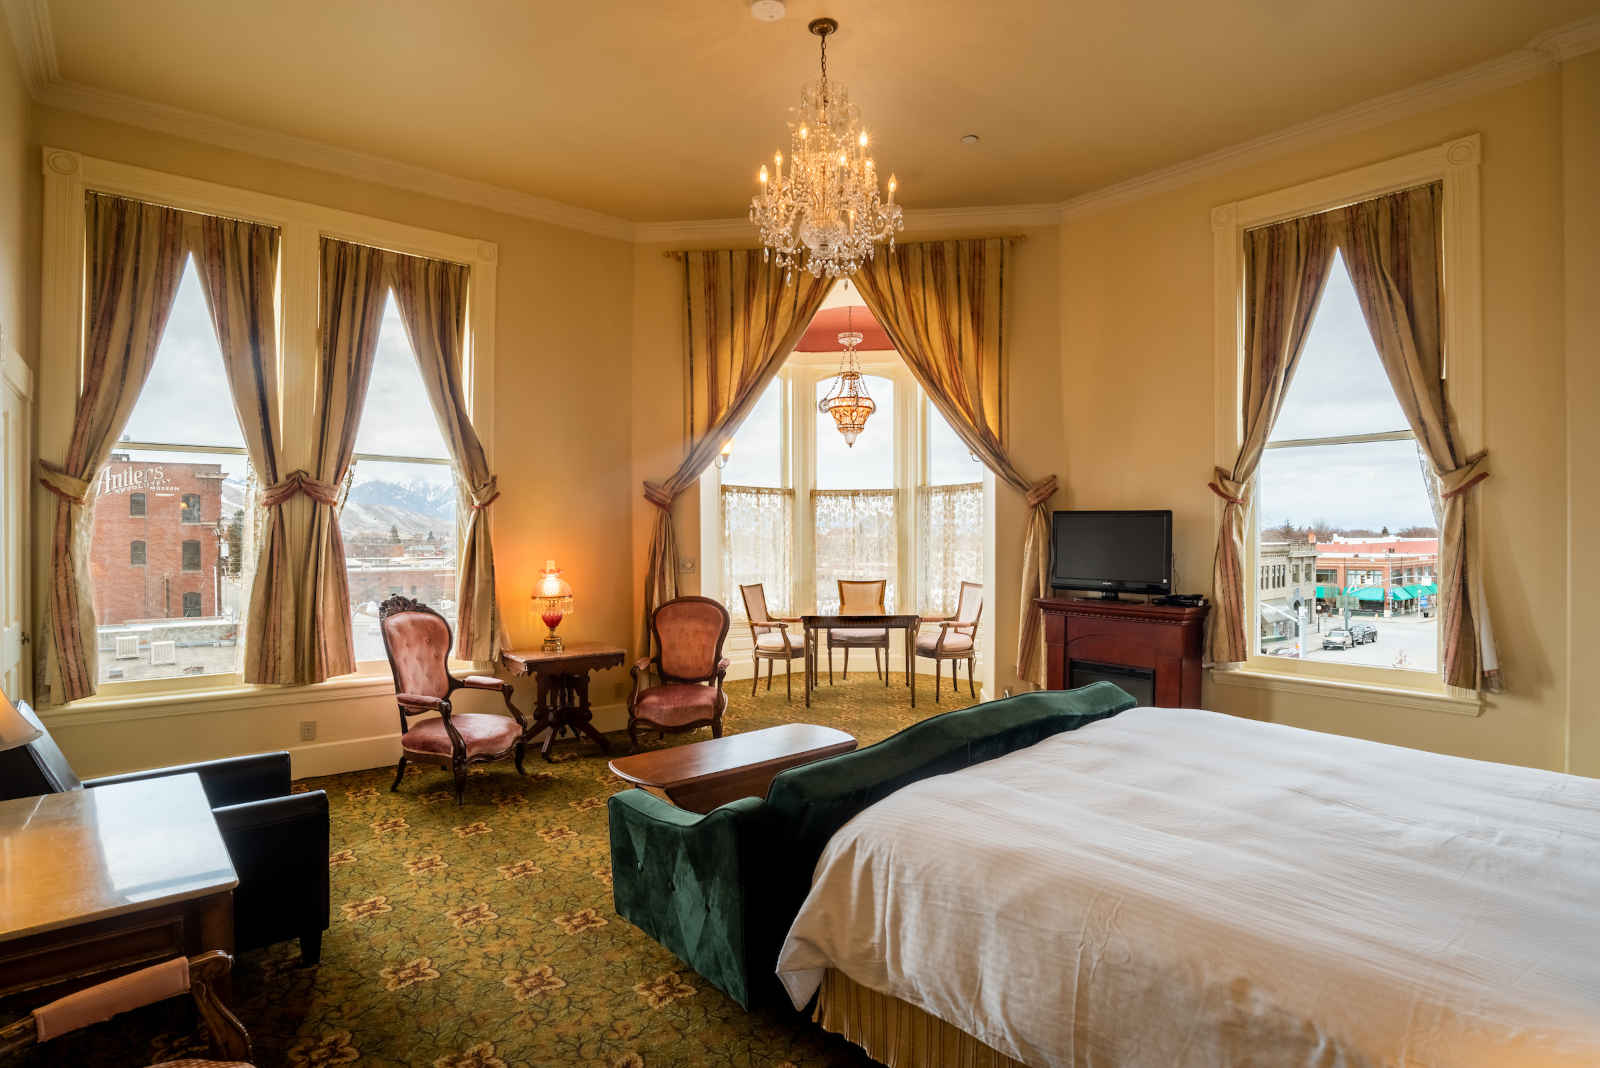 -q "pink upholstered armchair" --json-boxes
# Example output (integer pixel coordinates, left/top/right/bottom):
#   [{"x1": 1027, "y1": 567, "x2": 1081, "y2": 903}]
[
  {"x1": 379, "y1": 595, "x2": 528, "y2": 805},
  {"x1": 628, "y1": 596, "x2": 731, "y2": 750}
]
